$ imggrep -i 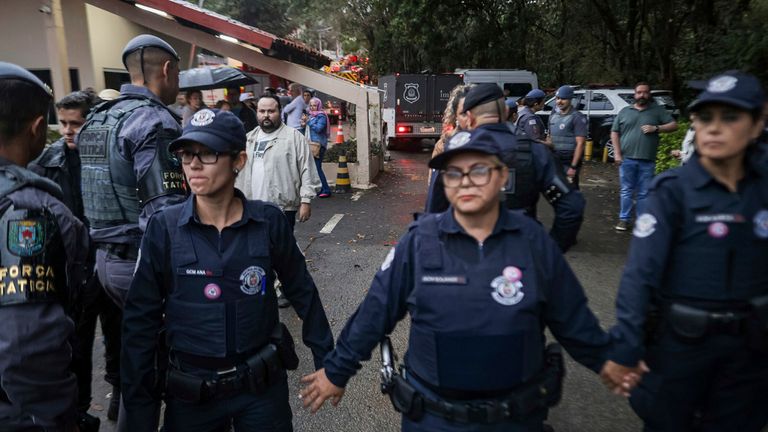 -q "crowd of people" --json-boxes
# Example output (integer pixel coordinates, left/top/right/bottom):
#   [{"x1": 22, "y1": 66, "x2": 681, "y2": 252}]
[{"x1": 0, "y1": 31, "x2": 766, "y2": 432}]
